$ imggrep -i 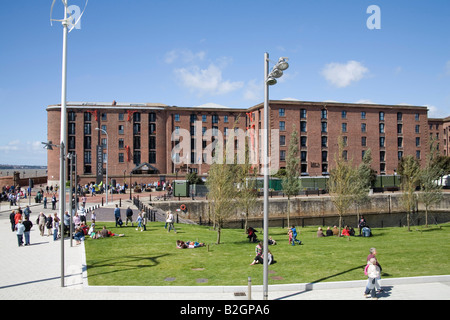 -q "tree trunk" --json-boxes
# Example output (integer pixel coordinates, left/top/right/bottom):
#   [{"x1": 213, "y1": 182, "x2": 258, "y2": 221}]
[
  {"x1": 244, "y1": 208, "x2": 249, "y2": 233},
  {"x1": 287, "y1": 196, "x2": 291, "y2": 228},
  {"x1": 407, "y1": 211, "x2": 411, "y2": 232},
  {"x1": 216, "y1": 226, "x2": 221, "y2": 244}
]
